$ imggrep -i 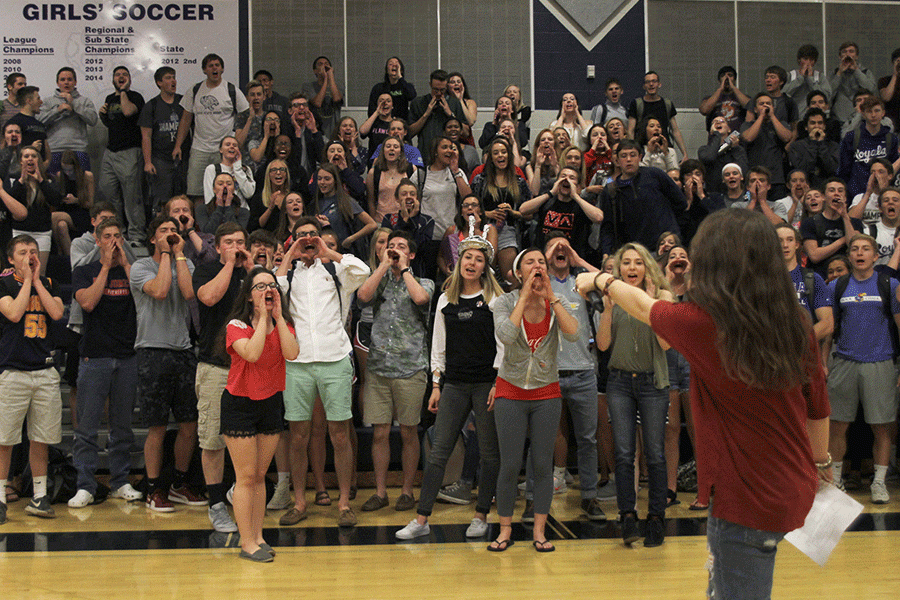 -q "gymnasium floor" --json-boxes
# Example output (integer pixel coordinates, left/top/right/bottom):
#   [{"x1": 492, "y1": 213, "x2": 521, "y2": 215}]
[{"x1": 1, "y1": 480, "x2": 898, "y2": 599}]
